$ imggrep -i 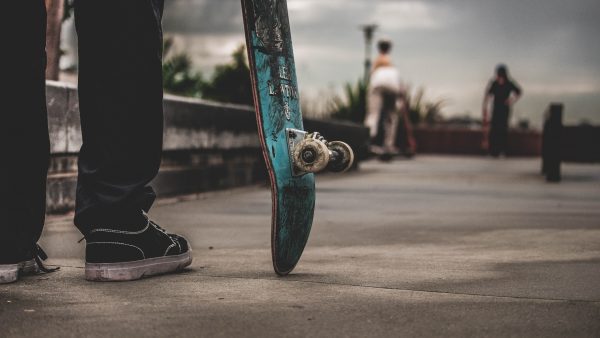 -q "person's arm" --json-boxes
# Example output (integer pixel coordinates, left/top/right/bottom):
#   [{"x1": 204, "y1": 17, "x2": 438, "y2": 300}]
[
  {"x1": 482, "y1": 82, "x2": 494, "y2": 127},
  {"x1": 481, "y1": 82, "x2": 494, "y2": 150},
  {"x1": 506, "y1": 81, "x2": 522, "y2": 106}
]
